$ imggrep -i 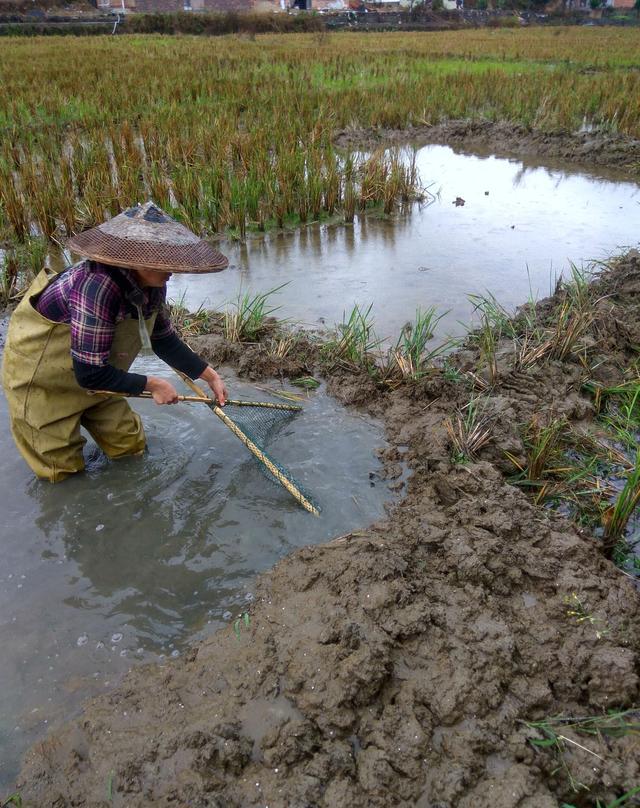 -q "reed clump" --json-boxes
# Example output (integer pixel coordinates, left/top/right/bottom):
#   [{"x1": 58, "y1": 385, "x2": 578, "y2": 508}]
[
  {"x1": 382, "y1": 307, "x2": 456, "y2": 382},
  {"x1": 223, "y1": 285, "x2": 285, "y2": 343},
  {"x1": 322, "y1": 303, "x2": 381, "y2": 371},
  {"x1": 444, "y1": 396, "x2": 493, "y2": 463}
]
